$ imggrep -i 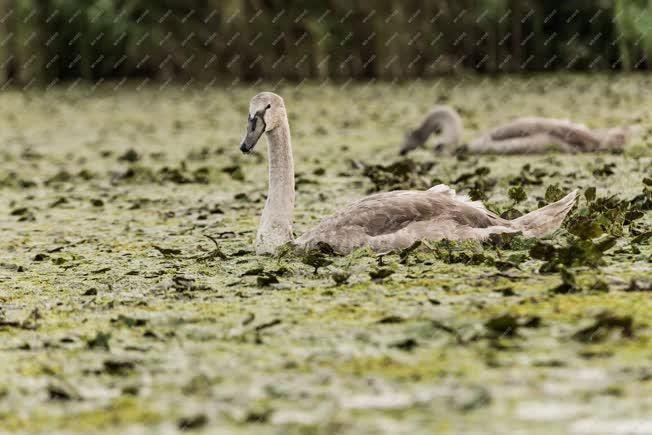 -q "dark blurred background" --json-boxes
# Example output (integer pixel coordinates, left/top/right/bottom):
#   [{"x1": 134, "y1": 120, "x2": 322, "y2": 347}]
[{"x1": 0, "y1": 0, "x2": 650, "y2": 86}]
